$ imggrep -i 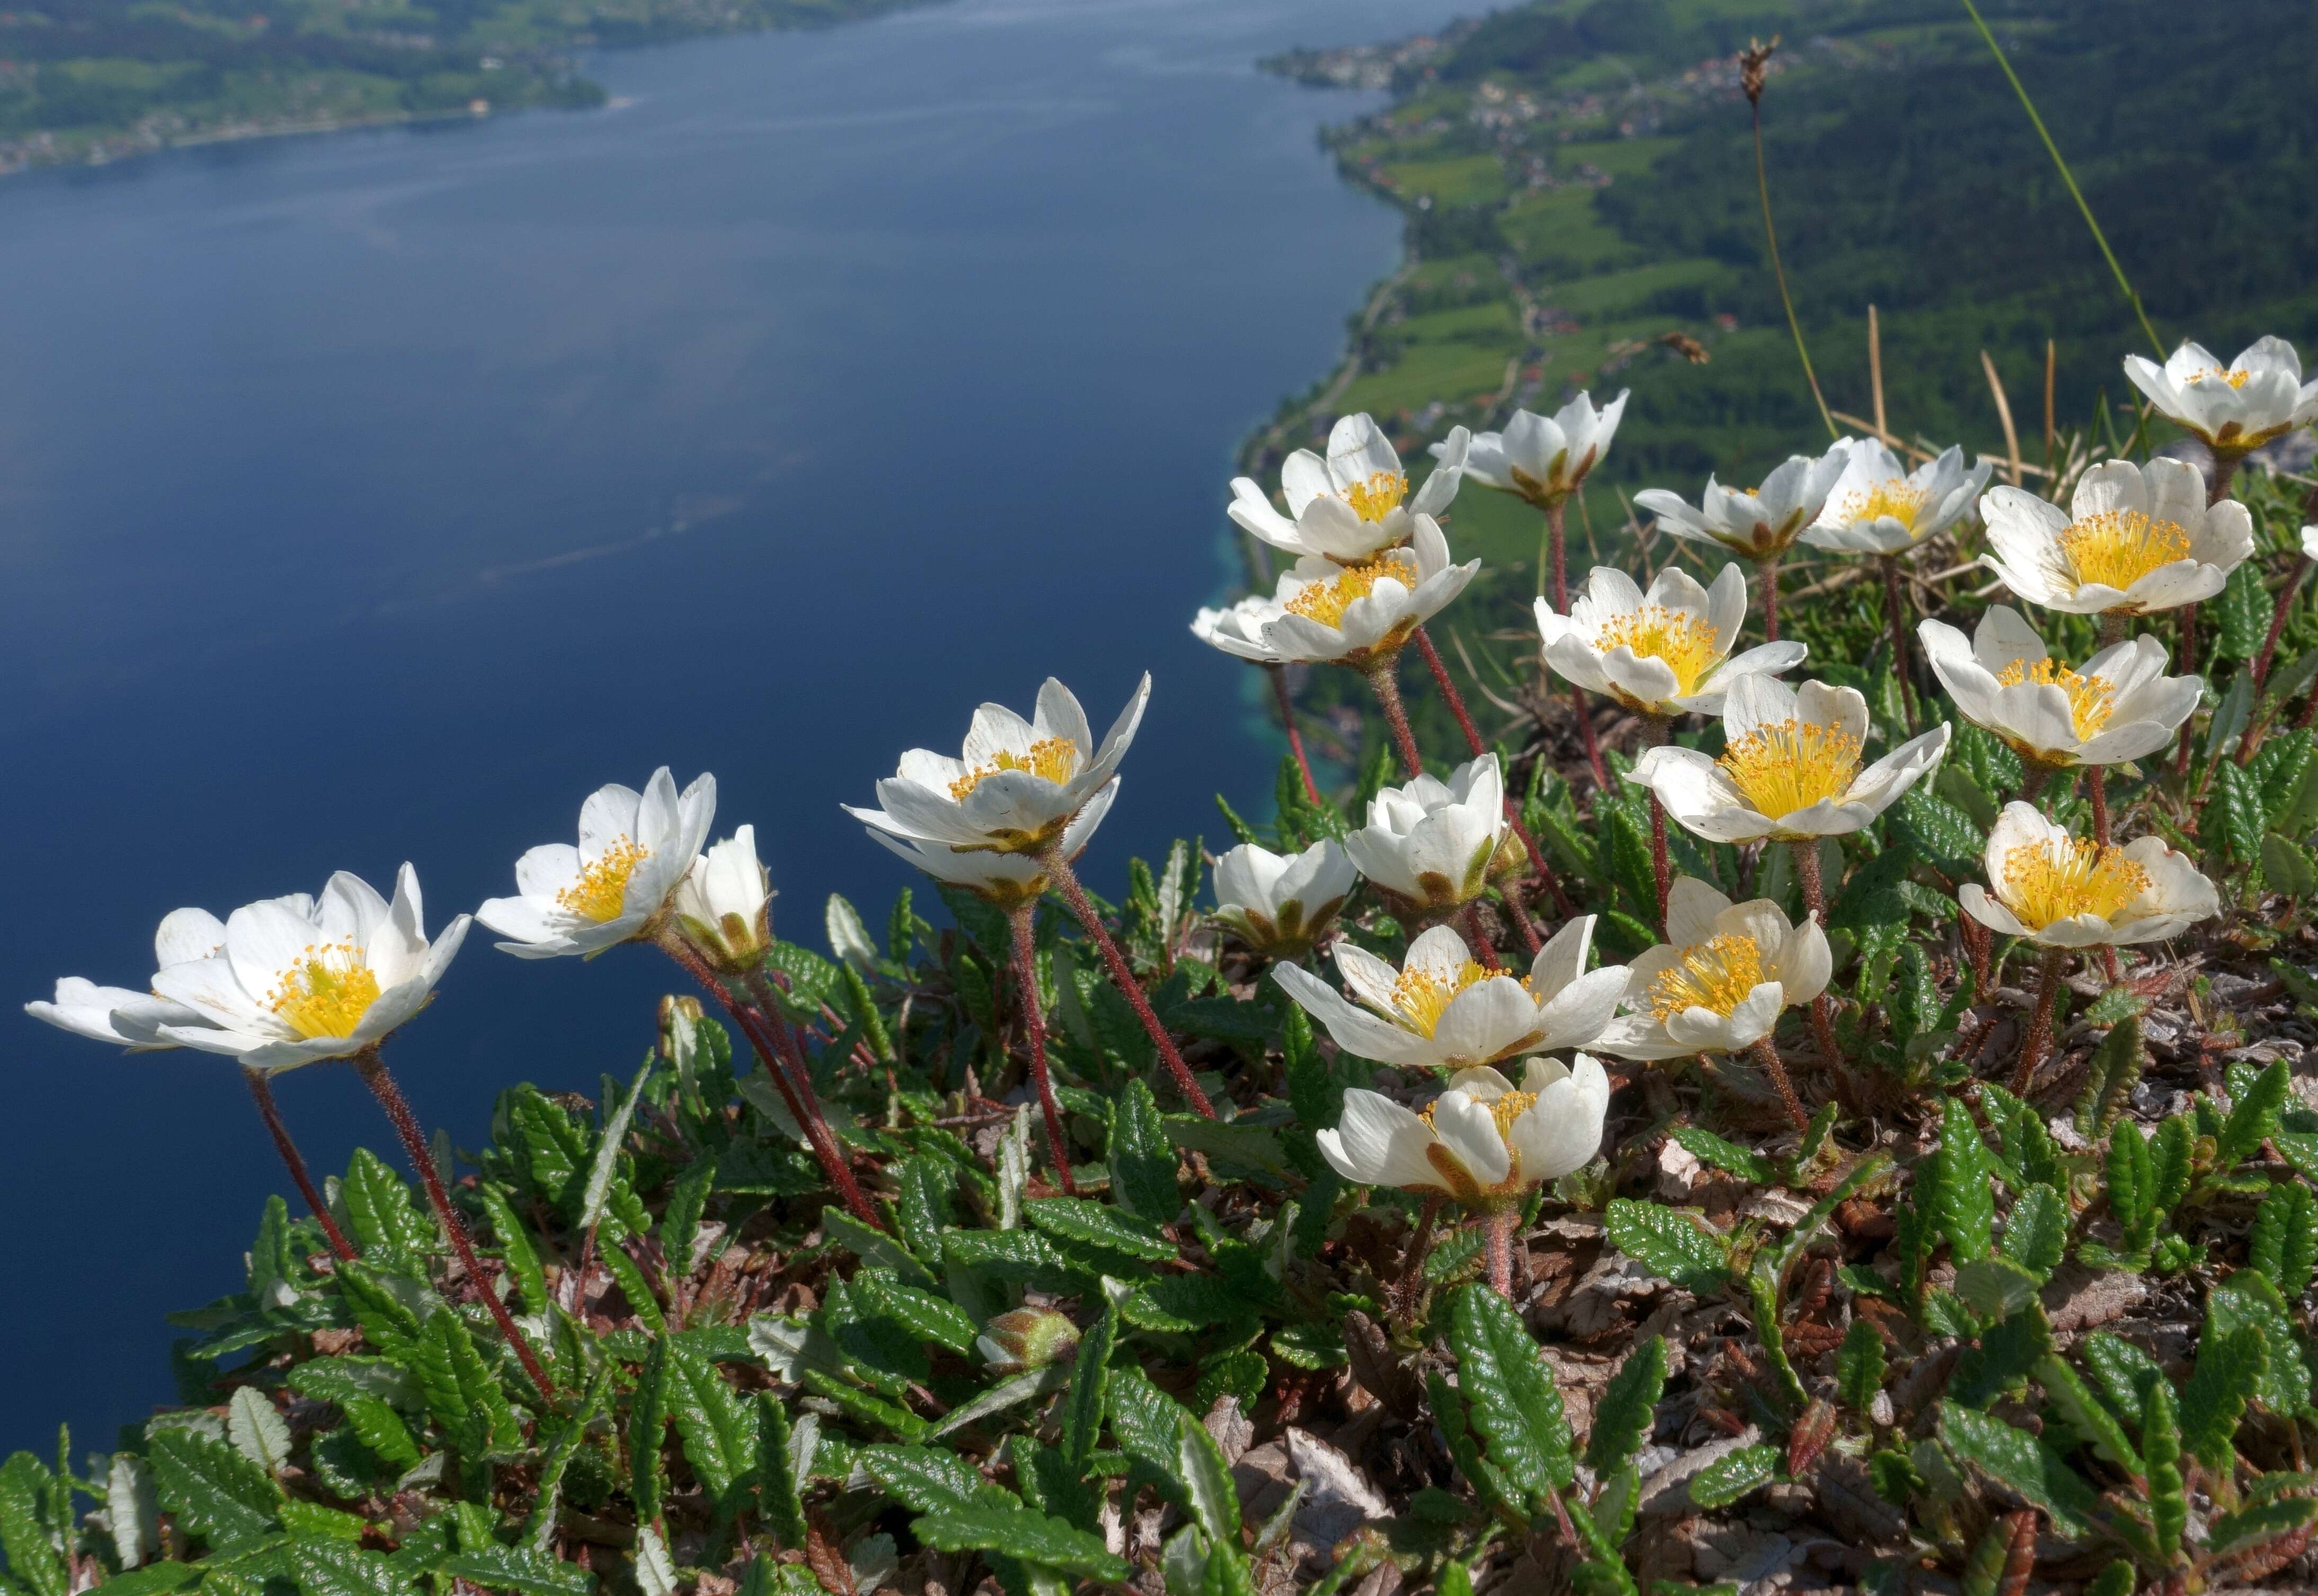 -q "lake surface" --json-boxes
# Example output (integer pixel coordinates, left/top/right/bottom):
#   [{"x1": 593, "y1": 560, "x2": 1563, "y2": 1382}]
[{"x1": 0, "y1": 0, "x2": 1469, "y2": 1451}]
